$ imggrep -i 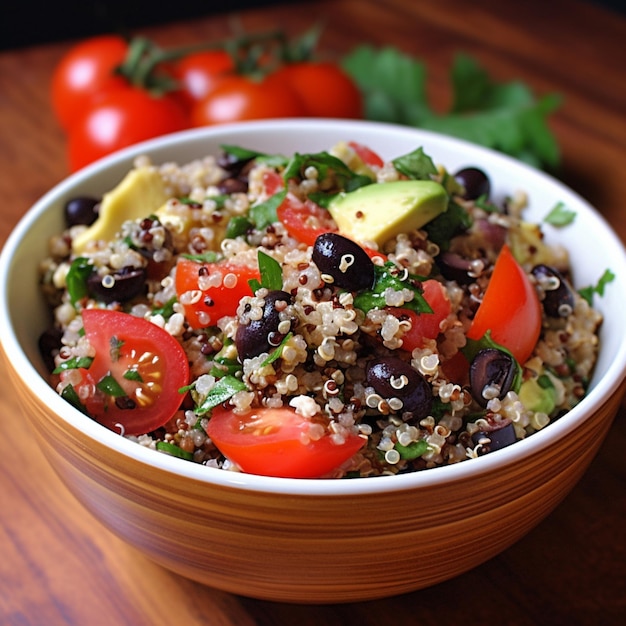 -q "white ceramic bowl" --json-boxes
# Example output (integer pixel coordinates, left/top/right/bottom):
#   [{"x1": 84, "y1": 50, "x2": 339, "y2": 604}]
[{"x1": 2, "y1": 119, "x2": 626, "y2": 603}]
